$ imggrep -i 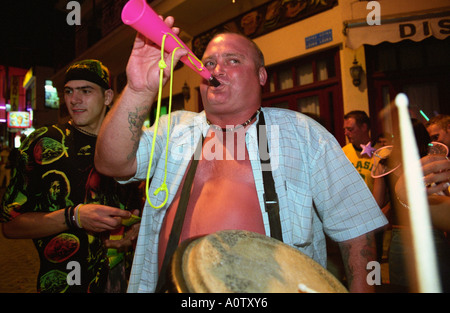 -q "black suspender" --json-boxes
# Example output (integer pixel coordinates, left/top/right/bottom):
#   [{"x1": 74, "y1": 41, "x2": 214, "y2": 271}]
[
  {"x1": 155, "y1": 110, "x2": 282, "y2": 292},
  {"x1": 256, "y1": 112, "x2": 283, "y2": 242},
  {"x1": 155, "y1": 136, "x2": 203, "y2": 293}
]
